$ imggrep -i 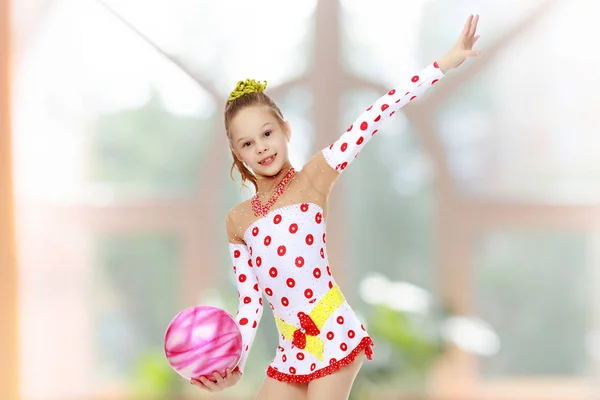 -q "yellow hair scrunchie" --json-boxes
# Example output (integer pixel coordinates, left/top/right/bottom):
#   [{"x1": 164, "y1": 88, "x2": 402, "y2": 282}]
[{"x1": 228, "y1": 79, "x2": 267, "y2": 103}]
